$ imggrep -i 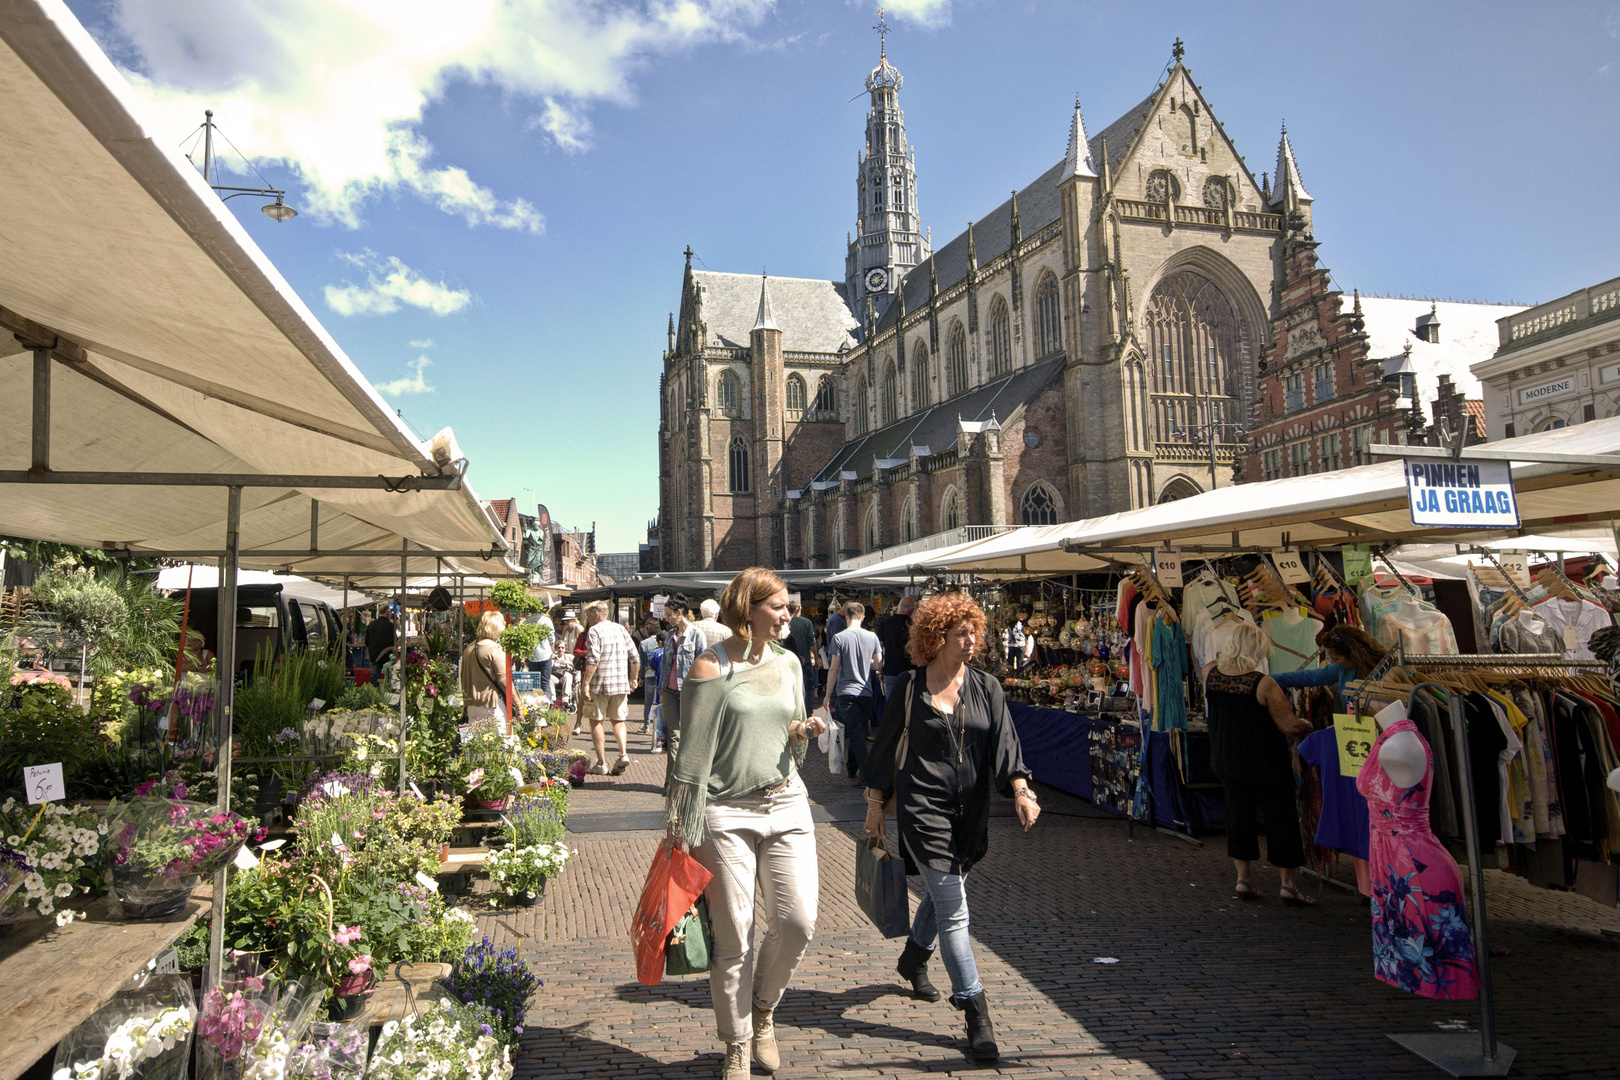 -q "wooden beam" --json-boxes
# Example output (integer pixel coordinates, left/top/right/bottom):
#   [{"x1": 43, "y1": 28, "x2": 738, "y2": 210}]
[{"x1": 0, "y1": 304, "x2": 87, "y2": 363}]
